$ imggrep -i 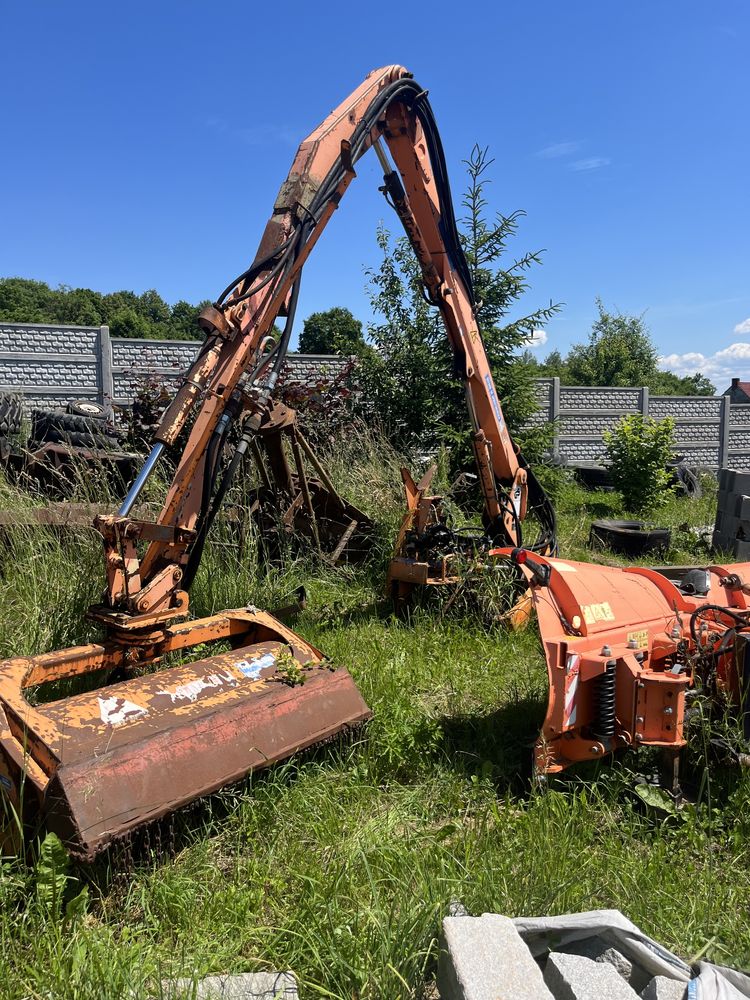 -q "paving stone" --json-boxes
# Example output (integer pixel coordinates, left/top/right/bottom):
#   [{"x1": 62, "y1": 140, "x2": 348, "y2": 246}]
[
  {"x1": 640, "y1": 976, "x2": 687, "y2": 1000},
  {"x1": 437, "y1": 914, "x2": 554, "y2": 999},
  {"x1": 544, "y1": 952, "x2": 639, "y2": 1000},
  {"x1": 165, "y1": 971, "x2": 298, "y2": 999},
  {"x1": 564, "y1": 938, "x2": 632, "y2": 981}
]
